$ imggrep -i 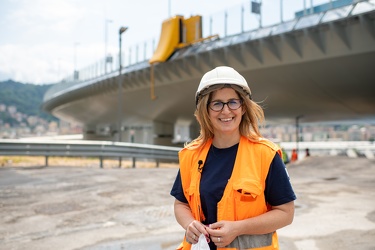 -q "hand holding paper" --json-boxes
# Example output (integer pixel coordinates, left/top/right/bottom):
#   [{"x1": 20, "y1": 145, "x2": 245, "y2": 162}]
[{"x1": 192, "y1": 234, "x2": 210, "y2": 250}]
